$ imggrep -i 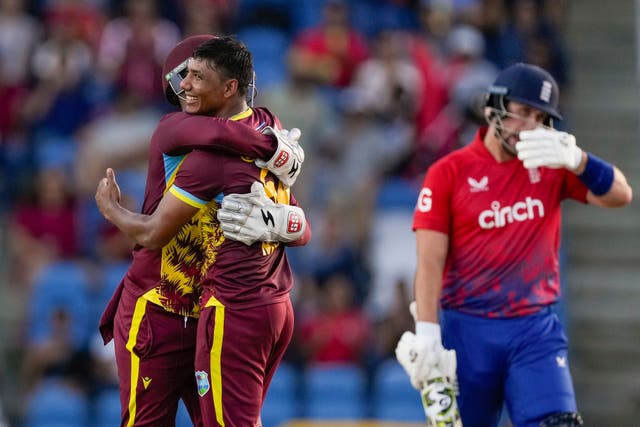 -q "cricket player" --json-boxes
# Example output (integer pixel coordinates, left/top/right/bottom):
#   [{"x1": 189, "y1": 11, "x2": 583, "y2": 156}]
[
  {"x1": 396, "y1": 63, "x2": 632, "y2": 427},
  {"x1": 96, "y1": 35, "x2": 307, "y2": 426},
  {"x1": 96, "y1": 36, "x2": 311, "y2": 427}
]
